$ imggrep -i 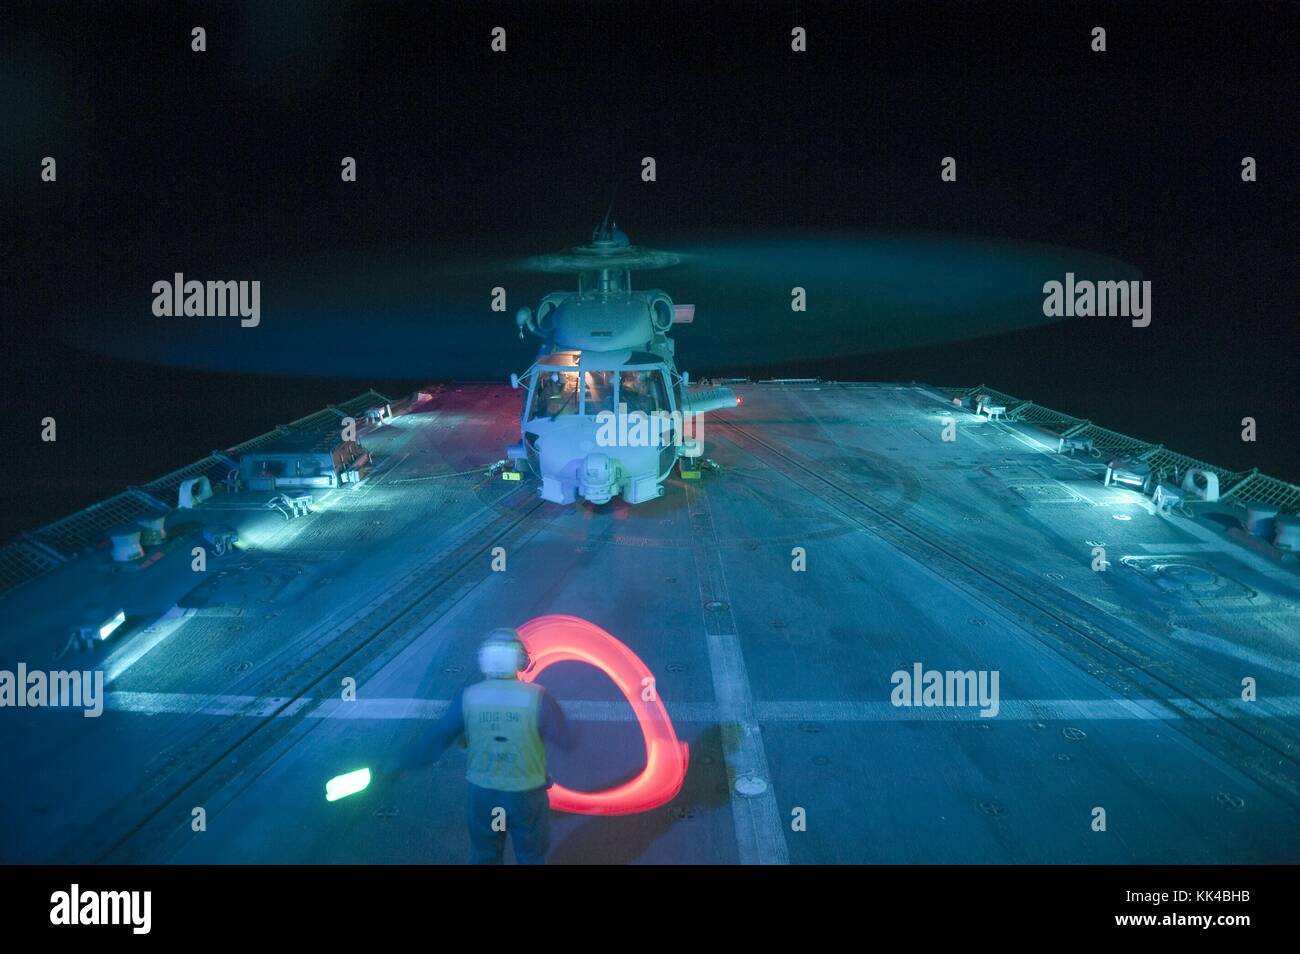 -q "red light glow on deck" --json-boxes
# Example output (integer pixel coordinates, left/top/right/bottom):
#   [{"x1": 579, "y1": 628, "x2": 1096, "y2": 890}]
[{"x1": 518, "y1": 614, "x2": 689, "y2": 815}]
